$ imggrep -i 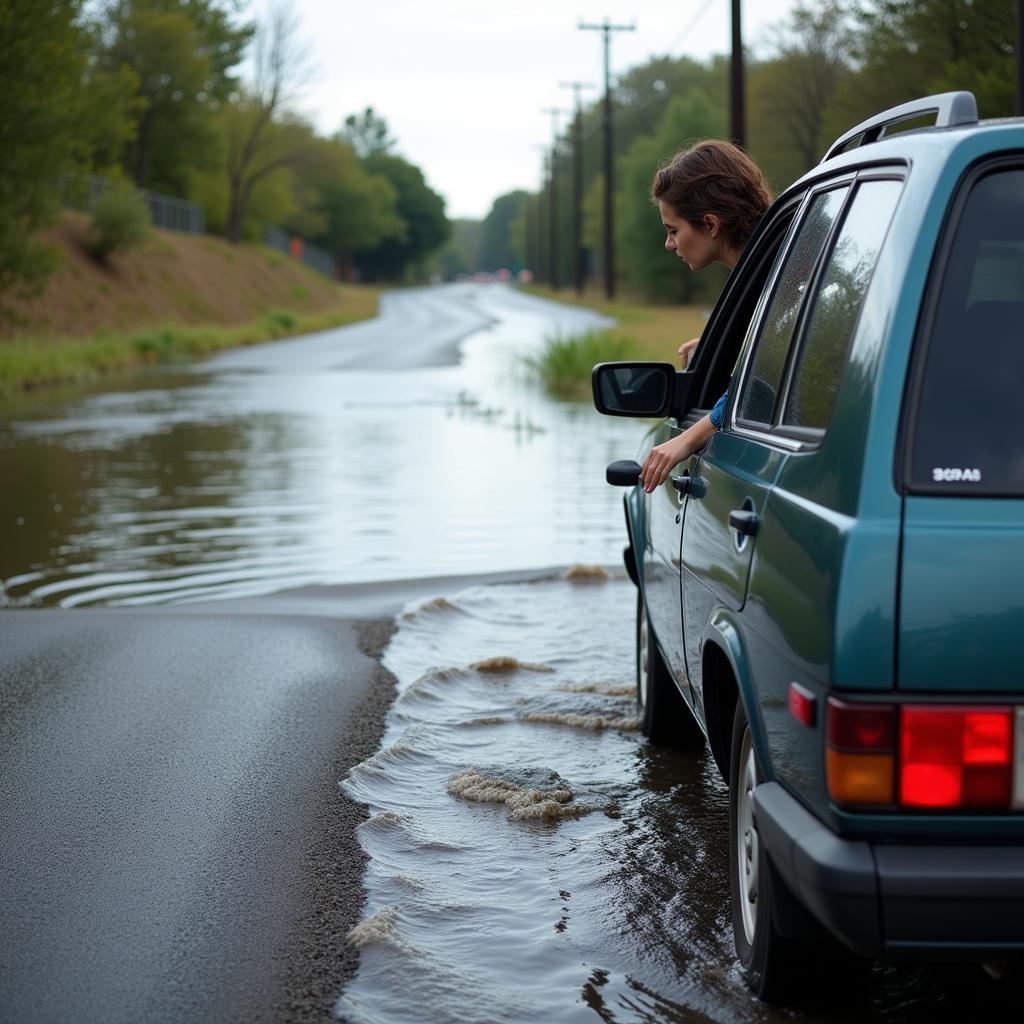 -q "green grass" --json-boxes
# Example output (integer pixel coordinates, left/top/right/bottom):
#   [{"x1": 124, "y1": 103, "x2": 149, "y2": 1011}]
[
  {"x1": 521, "y1": 330, "x2": 635, "y2": 400},
  {"x1": 518, "y1": 287, "x2": 711, "y2": 401},
  {"x1": 0, "y1": 293, "x2": 379, "y2": 399}
]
